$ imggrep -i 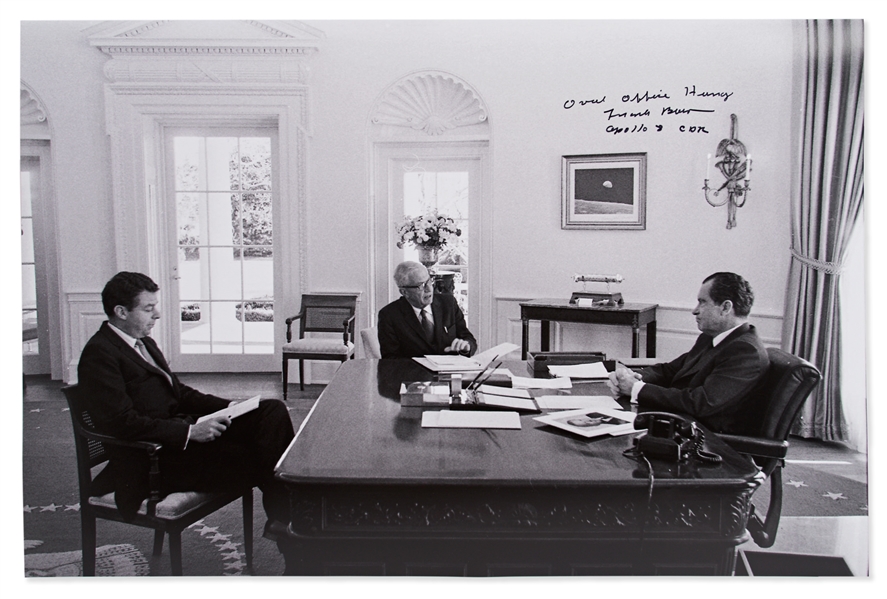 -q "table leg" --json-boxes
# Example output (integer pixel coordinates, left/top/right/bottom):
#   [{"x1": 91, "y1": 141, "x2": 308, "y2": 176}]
[
  {"x1": 646, "y1": 320, "x2": 657, "y2": 358},
  {"x1": 521, "y1": 317, "x2": 530, "y2": 360},
  {"x1": 631, "y1": 325, "x2": 640, "y2": 359},
  {"x1": 541, "y1": 320, "x2": 550, "y2": 353}
]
